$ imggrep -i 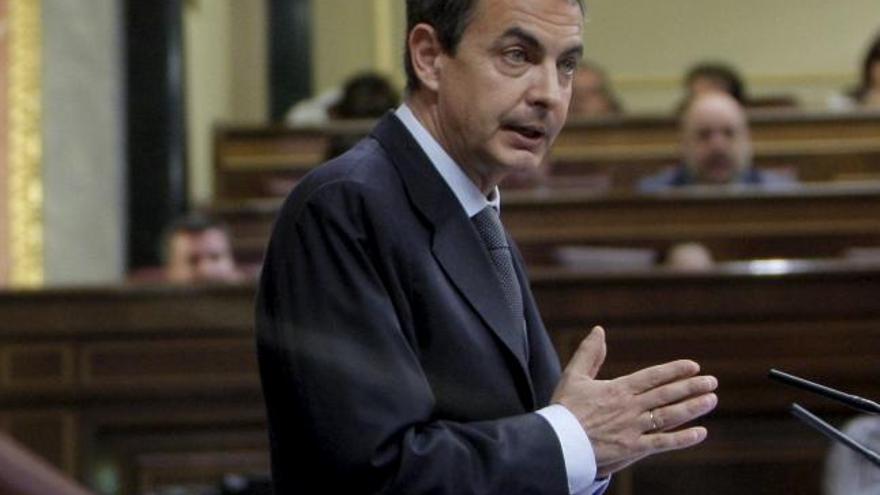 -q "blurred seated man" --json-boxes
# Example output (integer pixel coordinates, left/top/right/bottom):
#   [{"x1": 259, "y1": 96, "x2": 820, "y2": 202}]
[
  {"x1": 568, "y1": 60, "x2": 623, "y2": 118},
  {"x1": 823, "y1": 415, "x2": 880, "y2": 494},
  {"x1": 162, "y1": 212, "x2": 242, "y2": 283},
  {"x1": 640, "y1": 92, "x2": 797, "y2": 191}
]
